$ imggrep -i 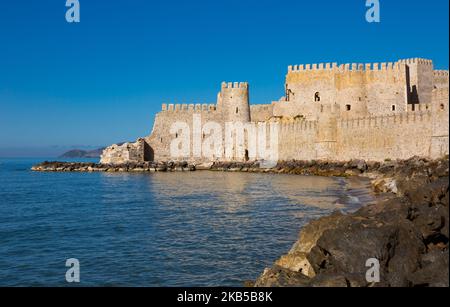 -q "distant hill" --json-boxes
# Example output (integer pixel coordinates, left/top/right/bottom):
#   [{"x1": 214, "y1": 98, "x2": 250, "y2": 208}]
[{"x1": 59, "y1": 148, "x2": 105, "y2": 158}]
